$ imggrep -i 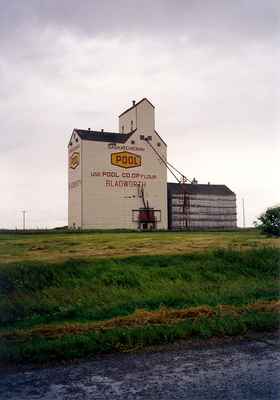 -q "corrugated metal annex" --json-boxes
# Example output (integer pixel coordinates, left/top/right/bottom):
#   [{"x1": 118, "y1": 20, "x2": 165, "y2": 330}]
[{"x1": 168, "y1": 183, "x2": 237, "y2": 230}]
